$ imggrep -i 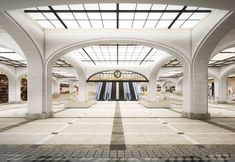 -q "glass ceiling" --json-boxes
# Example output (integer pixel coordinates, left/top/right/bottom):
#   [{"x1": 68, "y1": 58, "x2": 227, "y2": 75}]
[
  {"x1": 52, "y1": 70, "x2": 75, "y2": 78},
  {"x1": 67, "y1": 44, "x2": 169, "y2": 66},
  {"x1": 0, "y1": 47, "x2": 26, "y2": 67},
  {"x1": 24, "y1": 3, "x2": 211, "y2": 29},
  {"x1": 159, "y1": 69, "x2": 183, "y2": 78},
  {"x1": 209, "y1": 47, "x2": 235, "y2": 67}
]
